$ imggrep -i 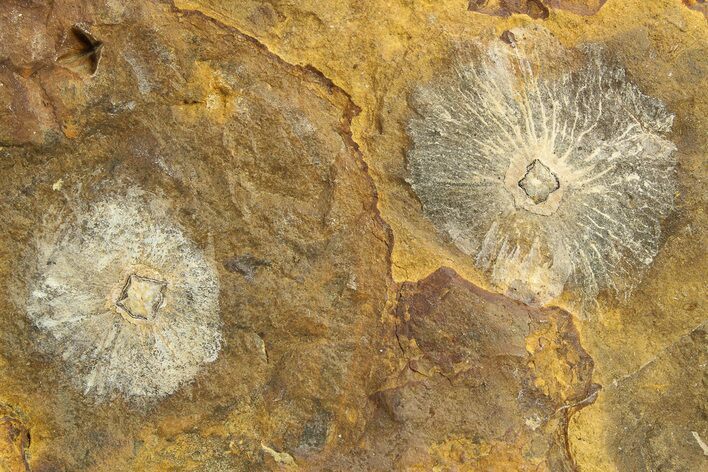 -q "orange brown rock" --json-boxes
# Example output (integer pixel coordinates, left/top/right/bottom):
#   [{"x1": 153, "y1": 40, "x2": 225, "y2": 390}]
[{"x1": 303, "y1": 268, "x2": 598, "y2": 470}]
